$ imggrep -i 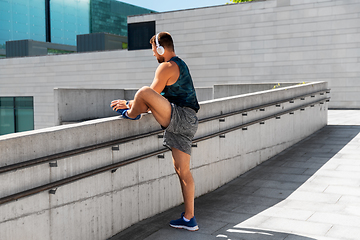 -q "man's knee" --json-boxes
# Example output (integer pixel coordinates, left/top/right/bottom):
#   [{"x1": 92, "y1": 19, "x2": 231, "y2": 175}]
[
  {"x1": 174, "y1": 164, "x2": 191, "y2": 179},
  {"x1": 135, "y1": 86, "x2": 152, "y2": 99}
]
